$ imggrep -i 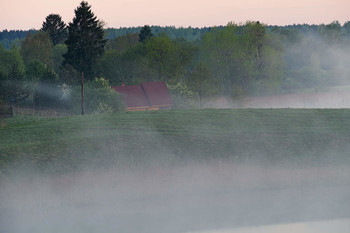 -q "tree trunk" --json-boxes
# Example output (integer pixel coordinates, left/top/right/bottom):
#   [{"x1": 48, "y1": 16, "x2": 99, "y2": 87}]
[
  {"x1": 199, "y1": 66, "x2": 203, "y2": 108},
  {"x1": 199, "y1": 82, "x2": 203, "y2": 108},
  {"x1": 225, "y1": 54, "x2": 230, "y2": 95},
  {"x1": 81, "y1": 71, "x2": 85, "y2": 115}
]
